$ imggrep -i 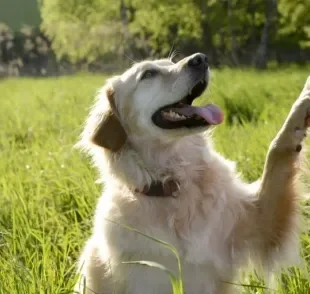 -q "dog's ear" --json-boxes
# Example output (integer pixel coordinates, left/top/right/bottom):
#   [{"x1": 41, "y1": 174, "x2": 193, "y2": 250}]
[{"x1": 91, "y1": 86, "x2": 127, "y2": 152}]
